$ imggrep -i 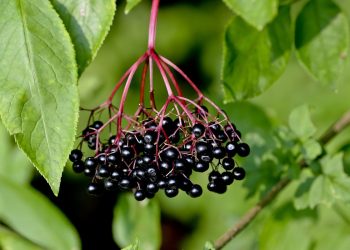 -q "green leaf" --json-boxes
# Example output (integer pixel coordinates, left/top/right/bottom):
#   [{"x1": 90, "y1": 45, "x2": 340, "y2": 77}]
[
  {"x1": 259, "y1": 202, "x2": 314, "y2": 250},
  {"x1": 204, "y1": 241, "x2": 215, "y2": 250},
  {"x1": 222, "y1": 0, "x2": 278, "y2": 30},
  {"x1": 294, "y1": 175, "x2": 316, "y2": 210},
  {"x1": 288, "y1": 105, "x2": 316, "y2": 139},
  {"x1": 222, "y1": 7, "x2": 291, "y2": 102},
  {"x1": 0, "y1": 177, "x2": 80, "y2": 250},
  {"x1": 125, "y1": 0, "x2": 142, "y2": 14},
  {"x1": 301, "y1": 139, "x2": 322, "y2": 161},
  {"x1": 0, "y1": 123, "x2": 32, "y2": 184},
  {"x1": 295, "y1": 0, "x2": 349, "y2": 85},
  {"x1": 51, "y1": 0, "x2": 116, "y2": 74},
  {"x1": 0, "y1": 227, "x2": 42, "y2": 250},
  {"x1": 113, "y1": 194, "x2": 161, "y2": 250},
  {"x1": 320, "y1": 153, "x2": 344, "y2": 177},
  {"x1": 0, "y1": 0, "x2": 79, "y2": 195},
  {"x1": 122, "y1": 240, "x2": 139, "y2": 250}
]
